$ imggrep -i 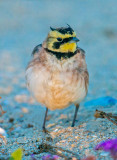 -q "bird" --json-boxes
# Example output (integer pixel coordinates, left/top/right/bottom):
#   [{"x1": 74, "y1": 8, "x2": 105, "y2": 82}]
[{"x1": 25, "y1": 25, "x2": 89, "y2": 132}]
